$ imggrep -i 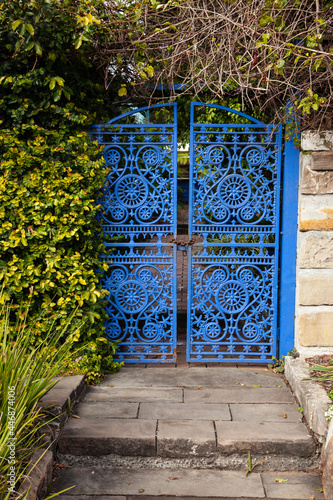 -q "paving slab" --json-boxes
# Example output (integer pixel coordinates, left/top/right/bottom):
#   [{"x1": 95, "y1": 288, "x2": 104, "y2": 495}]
[
  {"x1": 215, "y1": 421, "x2": 316, "y2": 457},
  {"x1": 229, "y1": 404, "x2": 302, "y2": 422},
  {"x1": 58, "y1": 419, "x2": 156, "y2": 456},
  {"x1": 139, "y1": 402, "x2": 230, "y2": 421},
  {"x1": 39, "y1": 375, "x2": 86, "y2": 424},
  {"x1": 84, "y1": 387, "x2": 183, "y2": 403},
  {"x1": 53, "y1": 467, "x2": 265, "y2": 498},
  {"x1": 261, "y1": 472, "x2": 324, "y2": 499},
  {"x1": 157, "y1": 420, "x2": 216, "y2": 457},
  {"x1": 101, "y1": 367, "x2": 285, "y2": 389},
  {"x1": 57, "y1": 497, "x2": 126, "y2": 500},
  {"x1": 184, "y1": 387, "x2": 294, "y2": 404},
  {"x1": 76, "y1": 402, "x2": 139, "y2": 419}
]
